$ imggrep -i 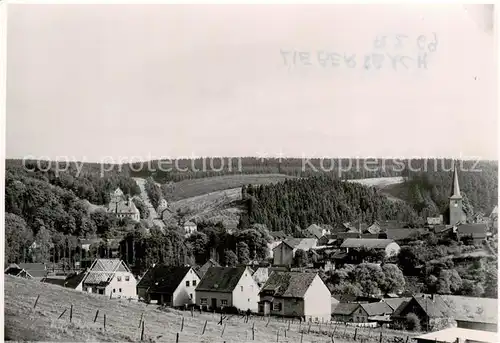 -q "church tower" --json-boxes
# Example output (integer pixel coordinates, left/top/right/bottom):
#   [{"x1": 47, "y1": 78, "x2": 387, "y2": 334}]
[{"x1": 449, "y1": 160, "x2": 464, "y2": 225}]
